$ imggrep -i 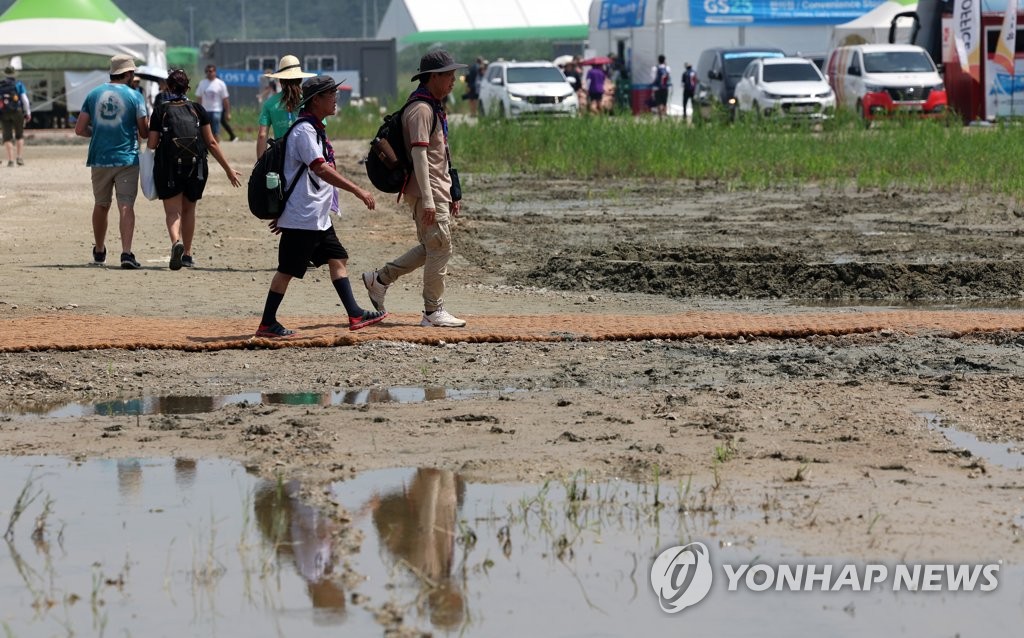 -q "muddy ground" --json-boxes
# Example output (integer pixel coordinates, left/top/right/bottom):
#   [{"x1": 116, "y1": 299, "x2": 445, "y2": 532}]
[{"x1": 1, "y1": 139, "x2": 1023, "y2": 574}]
